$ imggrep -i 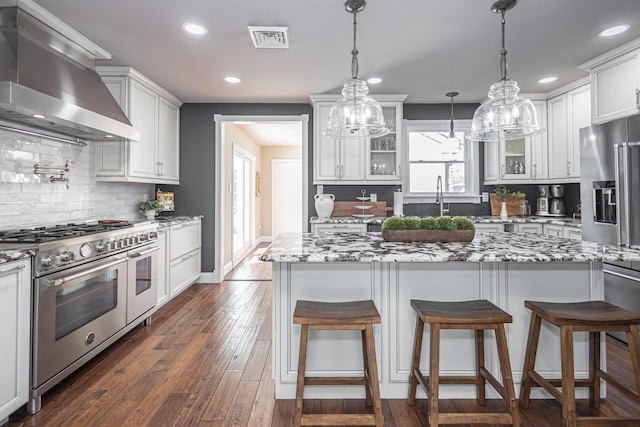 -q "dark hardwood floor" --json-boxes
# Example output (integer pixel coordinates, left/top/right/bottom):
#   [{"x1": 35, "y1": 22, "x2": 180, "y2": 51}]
[{"x1": 8, "y1": 245, "x2": 640, "y2": 426}]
